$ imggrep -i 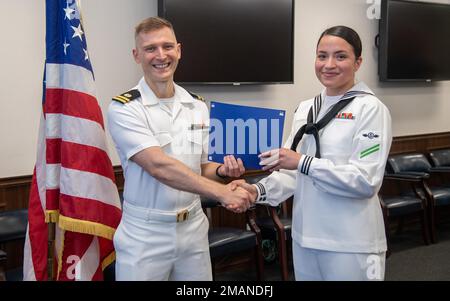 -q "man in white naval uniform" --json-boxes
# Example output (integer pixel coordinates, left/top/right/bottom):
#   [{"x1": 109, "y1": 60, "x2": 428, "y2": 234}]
[
  {"x1": 233, "y1": 26, "x2": 392, "y2": 281},
  {"x1": 107, "y1": 17, "x2": 252, "y2": 281}
]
